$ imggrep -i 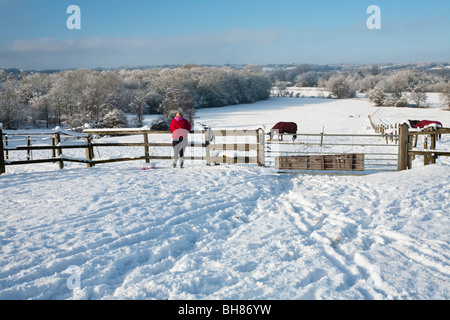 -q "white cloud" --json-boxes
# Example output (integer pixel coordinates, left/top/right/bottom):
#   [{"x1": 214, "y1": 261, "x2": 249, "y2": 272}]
[{"x1": 0, "y1": 28, "x2": 283, "y2": 70}]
